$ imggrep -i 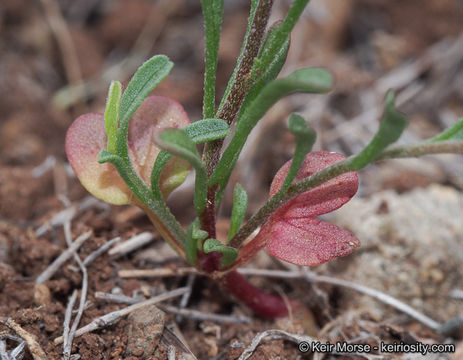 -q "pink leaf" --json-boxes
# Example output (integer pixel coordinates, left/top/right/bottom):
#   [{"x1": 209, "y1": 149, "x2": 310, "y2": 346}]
[
  {"x1": 263, "y1": 151, "x2": 359, "y2": 266},
  {"x1": 65, "y1": 95, "x2": 191, "y2": 205},
  {"x1": 267, "y1": 217, "x2": 359, "y2": 266},
  {"x1": 269, "y1": 151, "x2": 358, "y2": 217}
]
